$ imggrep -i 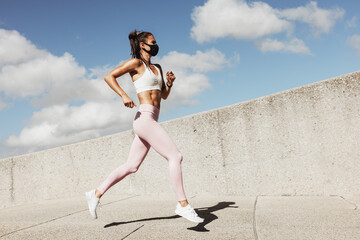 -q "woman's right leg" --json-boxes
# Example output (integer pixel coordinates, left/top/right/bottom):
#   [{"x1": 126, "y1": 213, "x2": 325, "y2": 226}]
[
  {"x1": 133, "y1": 109, "x2": 187, "y2": 202},
  {"x1": 96, "y1": 134, "x2": 151, "y2": 196}
]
